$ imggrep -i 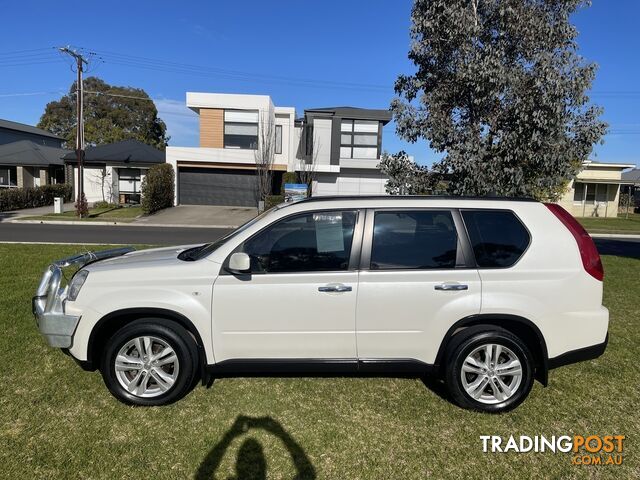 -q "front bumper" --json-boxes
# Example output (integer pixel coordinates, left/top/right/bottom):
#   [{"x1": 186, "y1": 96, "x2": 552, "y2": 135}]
[
  {"x1": 32, "y1": 247, "x2": 134, "y2": 349},
  {"x1": 32, "y1": 265, "x2": 80, "y2": 348}
]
